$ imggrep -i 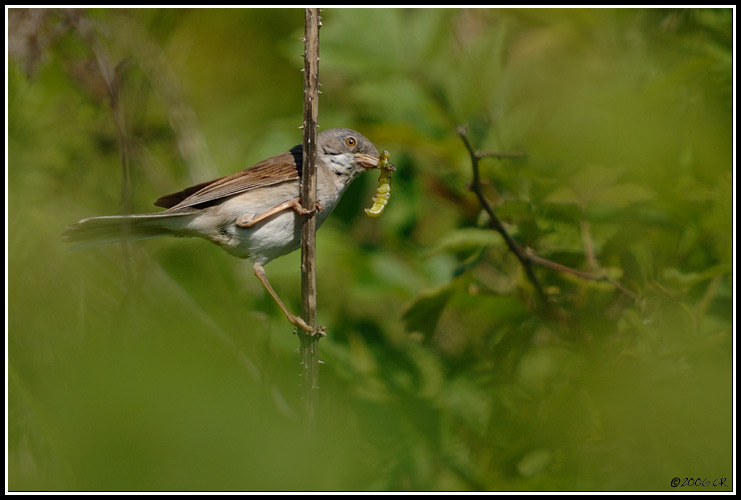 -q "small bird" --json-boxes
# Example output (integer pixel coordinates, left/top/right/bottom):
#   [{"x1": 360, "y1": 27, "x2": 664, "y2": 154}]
[{"x1": 63, "y1": 128, "x2": 394, "y2": 332}]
